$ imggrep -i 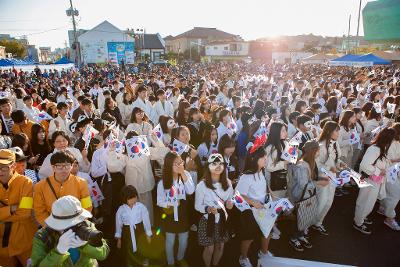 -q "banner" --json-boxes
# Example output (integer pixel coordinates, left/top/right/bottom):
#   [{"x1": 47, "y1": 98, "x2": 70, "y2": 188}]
[{"x1": 107, "y1": 42, "x2": 135, "y2": 65}]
